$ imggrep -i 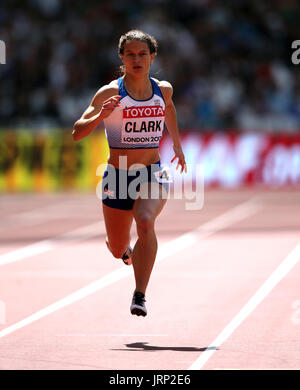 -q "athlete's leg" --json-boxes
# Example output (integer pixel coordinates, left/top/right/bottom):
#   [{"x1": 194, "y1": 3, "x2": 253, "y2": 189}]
[
  {"x1": 131, "y1": 182, "x2": 167, "y2": 295},
  {"x1": 102, "y1": 203, "x2": 134, "y2": 259}
]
